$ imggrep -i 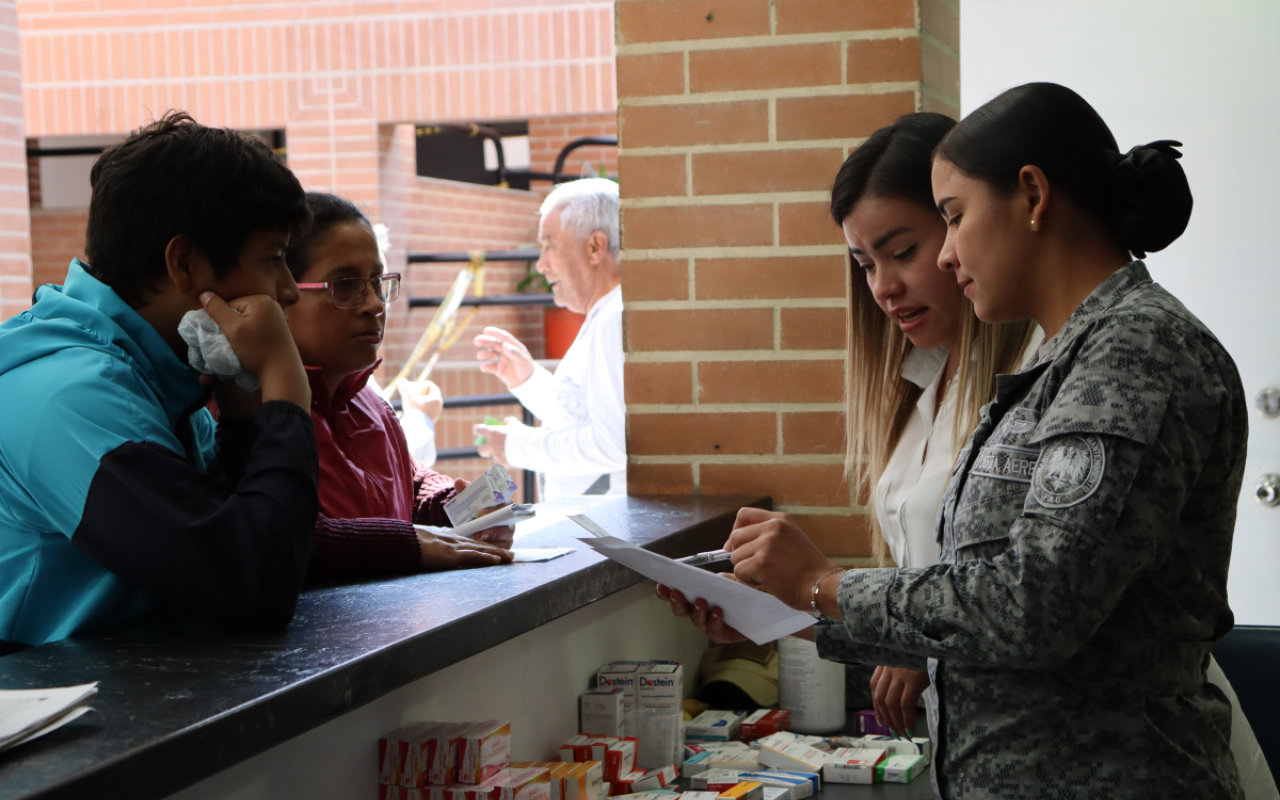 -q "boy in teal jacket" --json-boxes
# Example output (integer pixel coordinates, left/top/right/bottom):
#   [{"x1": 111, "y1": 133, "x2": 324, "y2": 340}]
[{"x1": 0, "y1": 112, "x2": 319, "y2": 651}]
